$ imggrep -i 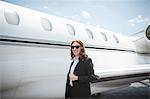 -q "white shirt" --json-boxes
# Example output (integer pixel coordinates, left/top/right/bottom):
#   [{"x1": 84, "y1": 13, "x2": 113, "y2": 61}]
[{"x1": 70, "y1": 57, "x2": 79, "y2": 86}]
